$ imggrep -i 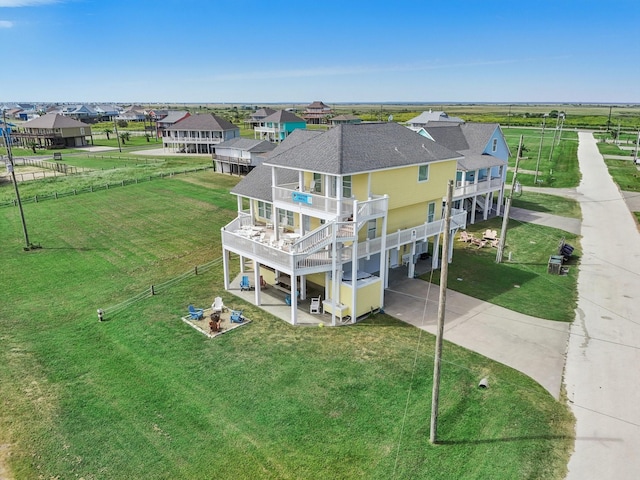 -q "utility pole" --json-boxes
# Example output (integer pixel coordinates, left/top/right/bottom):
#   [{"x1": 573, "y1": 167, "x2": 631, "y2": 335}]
[
  {"x1": 496, "y1": 135, "x2": 523, "y2": 263},
  {"x1": 113, "y1": 117, "x2": 122, "y2": 153},
  {"x1": 2, "y1": 109, "x2": 33, "y2": 250},
  {"x1": 633, "y1": 130, "x2": 640, "y2": 165},
  {"x1": 607, "y1": 105, "x2": 613, "y2": 131},
  {"x1": 534, "y1": 114, "x2": 548, "y2": 185},
  {"x1": 430, "y1": 180, "x2": 454, "y2": 444}
]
